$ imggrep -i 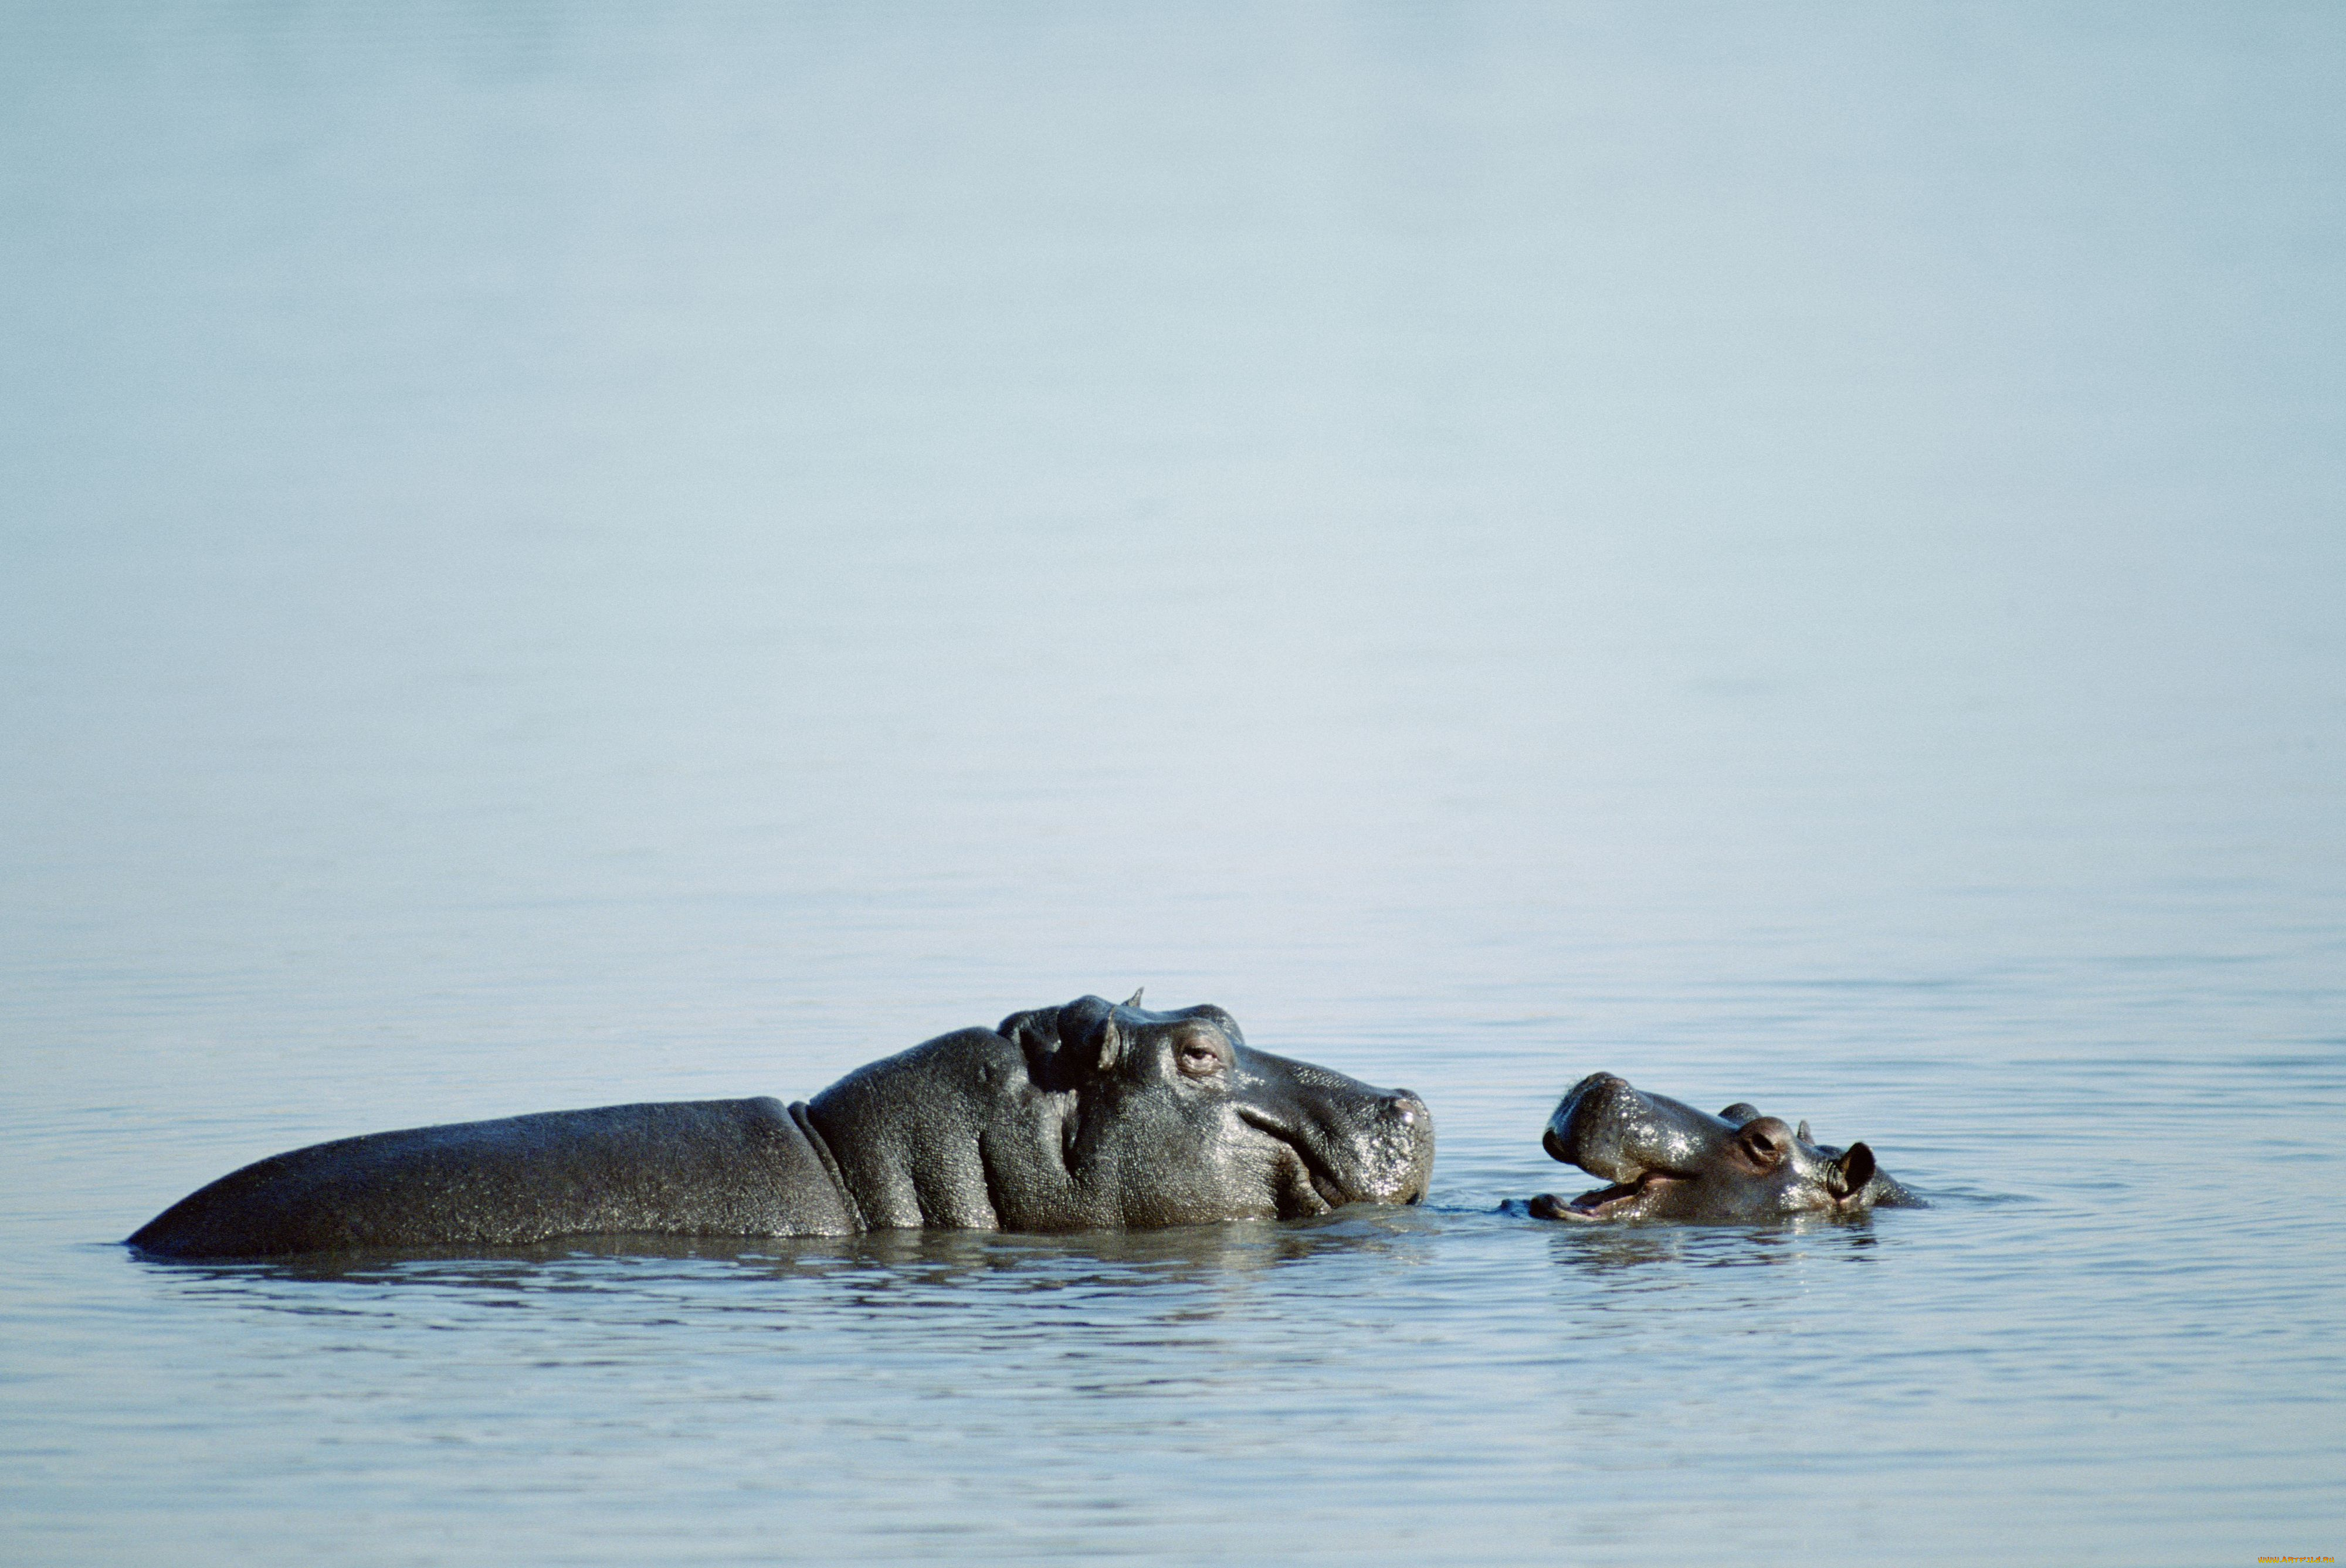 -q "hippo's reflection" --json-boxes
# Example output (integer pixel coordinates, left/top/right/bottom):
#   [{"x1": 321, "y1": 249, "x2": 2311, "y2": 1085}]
[
  {"x1": 1527, "y1": 1207, "x2": 1891, "y2": 1273},
  {"x1": 134, "y1": 1206, "x2": 1444, "y2": 1314}
]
